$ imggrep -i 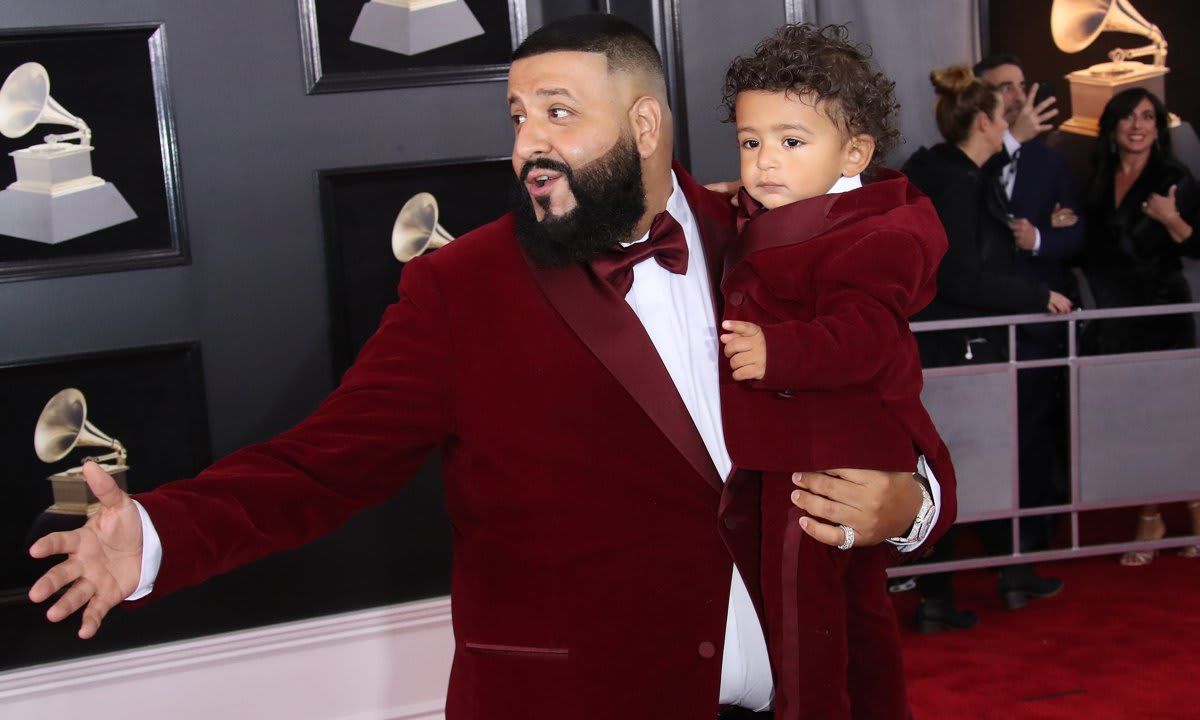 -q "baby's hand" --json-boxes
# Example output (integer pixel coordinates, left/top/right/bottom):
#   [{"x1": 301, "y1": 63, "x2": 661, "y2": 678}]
[{"x1": 720, "y1": 320, "x2": 766, "y2": 381}]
